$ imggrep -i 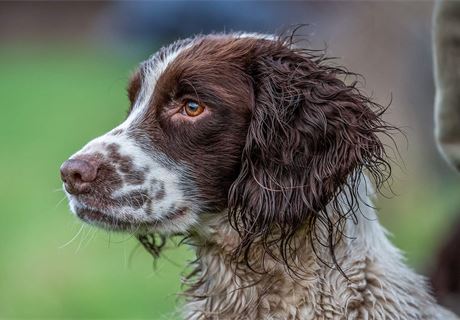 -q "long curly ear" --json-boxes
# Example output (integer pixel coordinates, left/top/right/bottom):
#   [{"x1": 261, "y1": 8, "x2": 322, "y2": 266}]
[{"x1": 228, "y1": 37, "x2": 394, "y2": 273}]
